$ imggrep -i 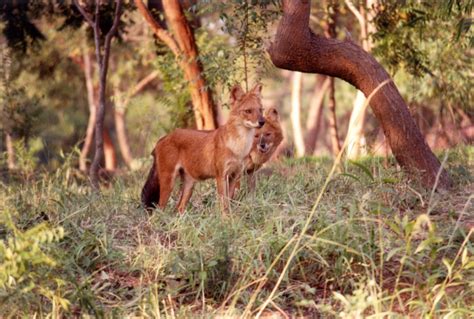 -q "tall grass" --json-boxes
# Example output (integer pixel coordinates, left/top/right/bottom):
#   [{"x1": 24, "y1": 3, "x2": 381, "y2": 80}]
[{"x1": 0, "y1": 146, "x2": 473, "y2": 317}]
